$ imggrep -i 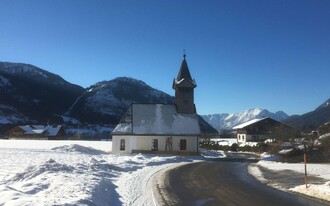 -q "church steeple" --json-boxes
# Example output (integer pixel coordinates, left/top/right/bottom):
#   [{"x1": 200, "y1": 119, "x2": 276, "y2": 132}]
[
  {"x1": 172, "y1": 54, "x2": 197, "y2": 114},
  {"x1": 176, "y1": 54, "x2": 193, "y2": 82}
]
